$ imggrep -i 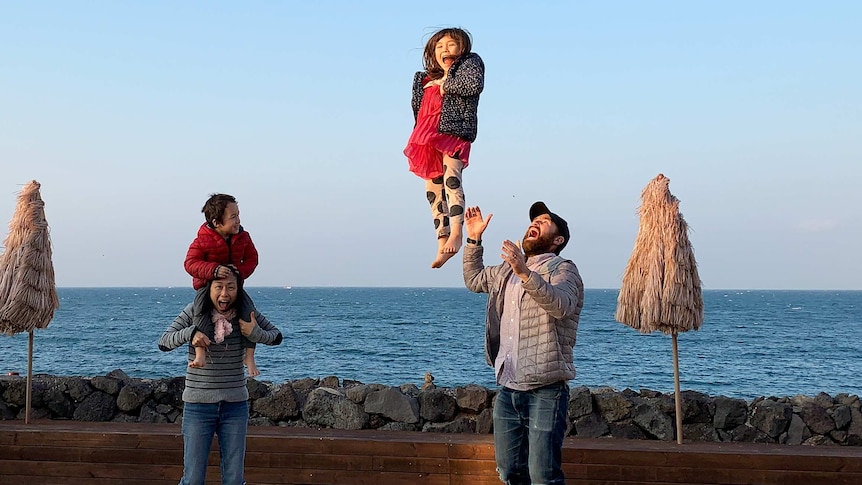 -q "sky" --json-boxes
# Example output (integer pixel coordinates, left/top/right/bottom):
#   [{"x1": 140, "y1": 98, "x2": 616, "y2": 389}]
[{"x1": 1, "y1": 1, "x2": 860, "y2": 289}]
